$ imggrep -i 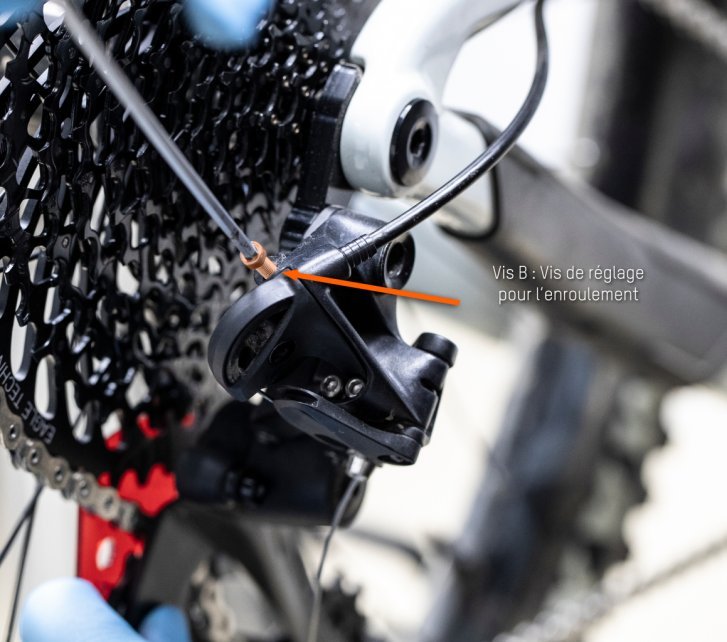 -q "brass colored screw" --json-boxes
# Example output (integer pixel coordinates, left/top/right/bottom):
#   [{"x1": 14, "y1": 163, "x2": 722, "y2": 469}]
[{"x1": 240, "y1": 241, "x2": 277, "y2": 280}]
